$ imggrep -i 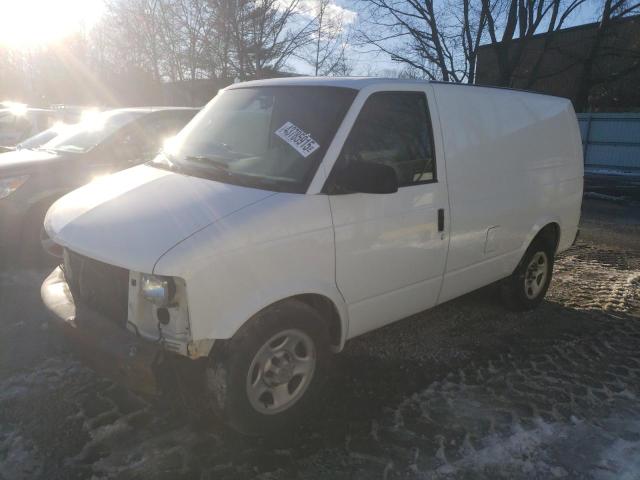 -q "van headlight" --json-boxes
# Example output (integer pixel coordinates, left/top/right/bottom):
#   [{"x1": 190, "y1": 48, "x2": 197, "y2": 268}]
[
  {"x1": 141, "y1": 274, "x2": 176, "y2": 307},
  {"x1": 0, "y1": 175, "x2": 28, "y2": 200}
]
